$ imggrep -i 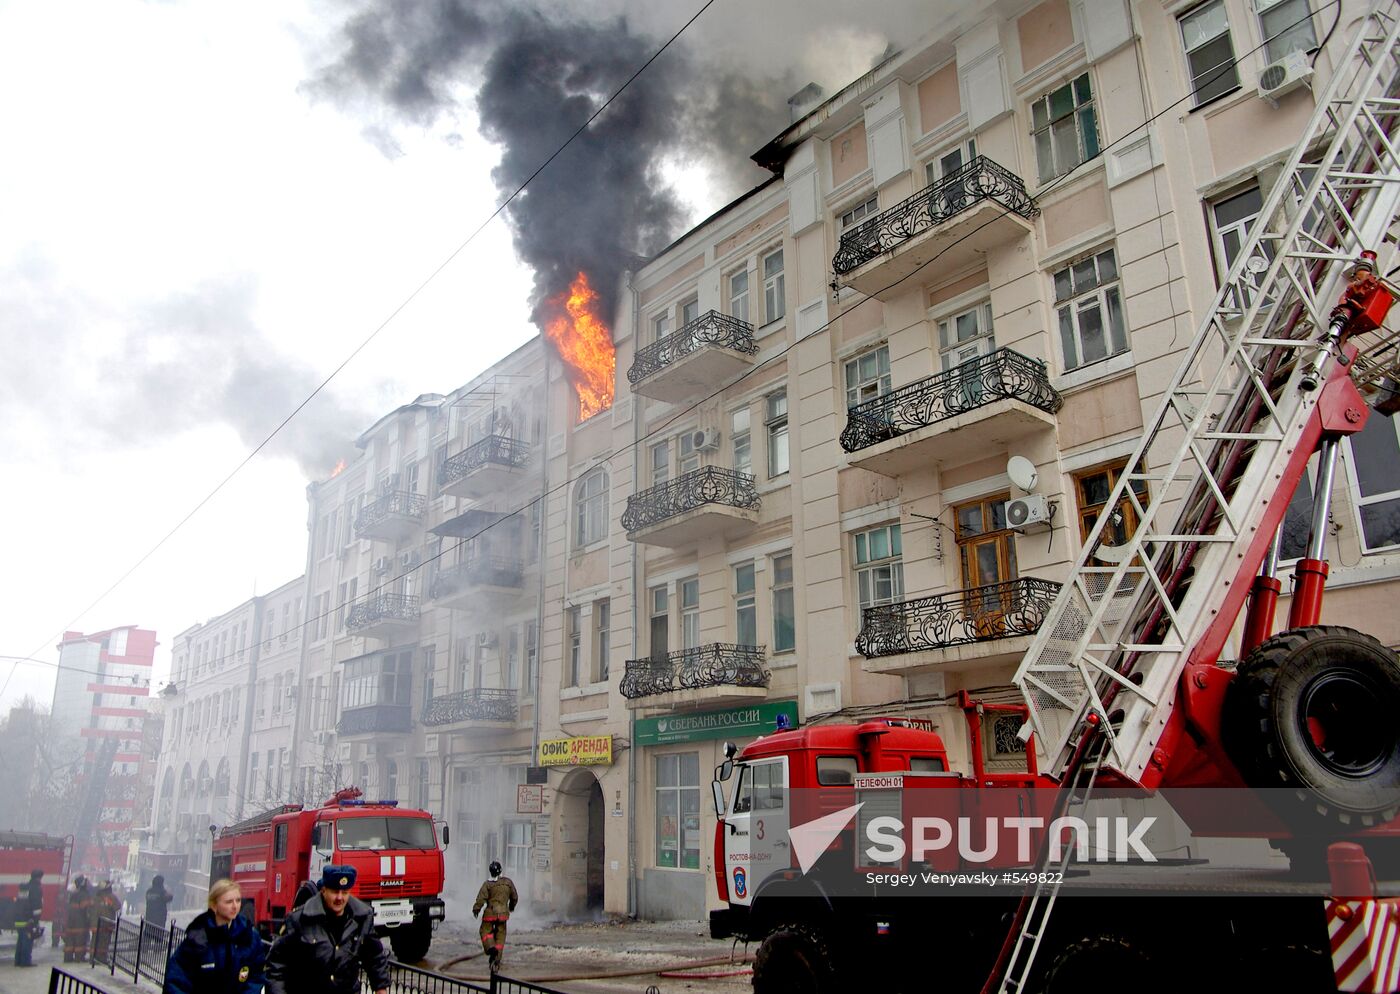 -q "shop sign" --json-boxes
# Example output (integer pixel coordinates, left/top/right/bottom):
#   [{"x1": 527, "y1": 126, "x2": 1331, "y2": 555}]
[
  {"x1": 537, "y1": 734, "x2": 613, "y2": 767},
  {"x1": 633, "y1": 700, "x2": 799, "y2": 746},
  {"x1": 516, "y1": 784, "x2": 544, "y2": 814}
]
